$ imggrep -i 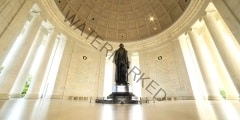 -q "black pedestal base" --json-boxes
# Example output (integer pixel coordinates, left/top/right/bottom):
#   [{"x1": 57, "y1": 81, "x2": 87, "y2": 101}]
[{"x1": 95, "y1": 92, "x2": 139, "y2": 104}]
